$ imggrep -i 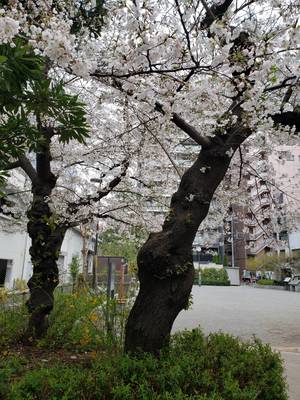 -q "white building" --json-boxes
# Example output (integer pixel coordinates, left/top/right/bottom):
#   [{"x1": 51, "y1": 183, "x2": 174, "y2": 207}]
[
  {"x1": 0, "y1": 225, "x2": 94, "y2": 290},
  {"x1": 0, "y1": 170, "x2": 95, "y2": 289}
]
